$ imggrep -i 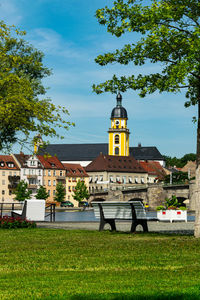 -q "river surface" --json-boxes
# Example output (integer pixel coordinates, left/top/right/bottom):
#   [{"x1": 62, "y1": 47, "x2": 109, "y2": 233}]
[{"x1": 46, "y1": 210, "x2": 195, "y2": 222}]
